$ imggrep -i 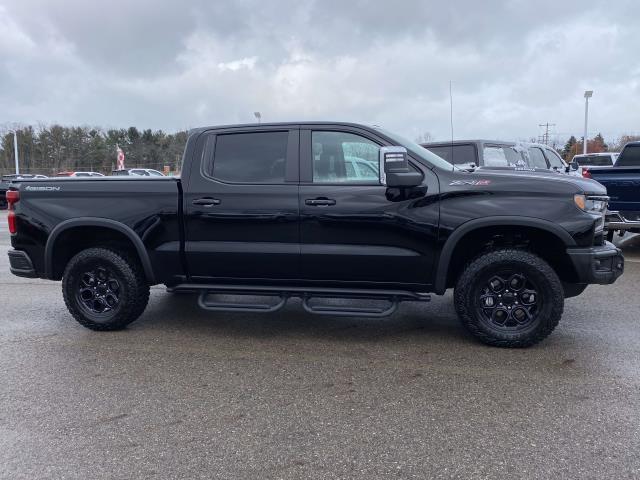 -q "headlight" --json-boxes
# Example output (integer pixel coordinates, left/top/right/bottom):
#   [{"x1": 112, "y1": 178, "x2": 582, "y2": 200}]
[{"x1": 574, "y1": 194, "x2": 608, "y2": 213}]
